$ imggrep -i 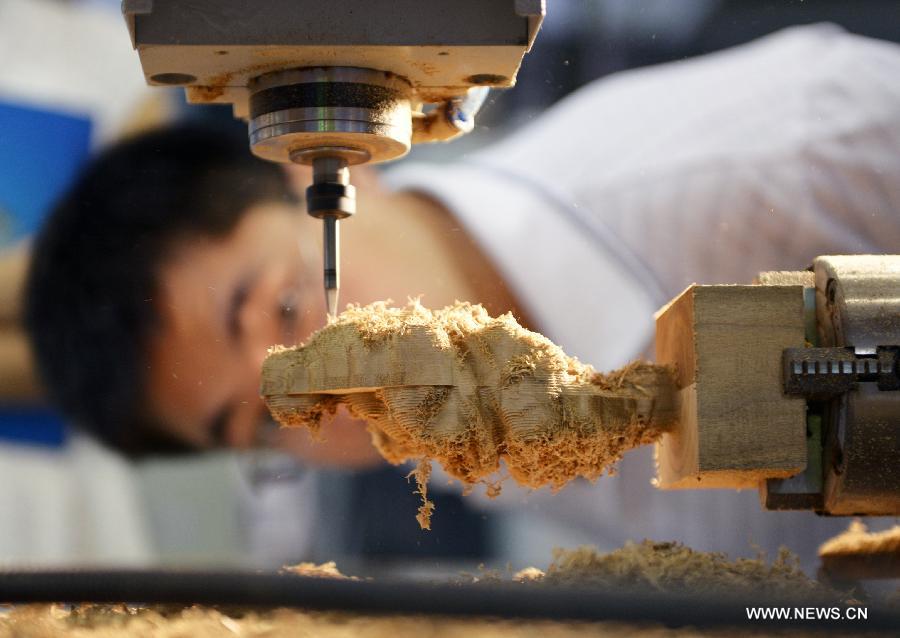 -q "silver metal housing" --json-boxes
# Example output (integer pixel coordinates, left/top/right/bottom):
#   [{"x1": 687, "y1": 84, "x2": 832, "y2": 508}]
[
  {"x1": 762, "y1": 255, "x2": 900, "y2": 515},
  {"x1": 814, "y1": 255, "x2": 900, "y2": 515},
  {"x1": 248, "y1": 67, "x2": 413, "y2": 164}
]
